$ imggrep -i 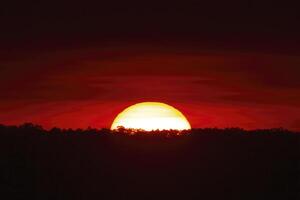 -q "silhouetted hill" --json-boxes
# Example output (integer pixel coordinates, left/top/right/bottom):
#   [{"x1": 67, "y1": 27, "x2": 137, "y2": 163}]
[{"x1": 0, "y1": 123, "x2": 299, "y2": 200}]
